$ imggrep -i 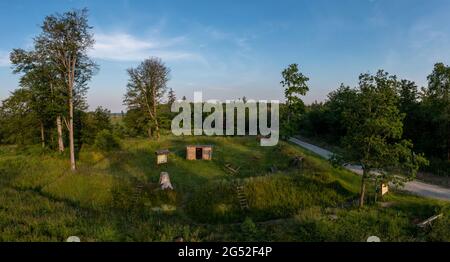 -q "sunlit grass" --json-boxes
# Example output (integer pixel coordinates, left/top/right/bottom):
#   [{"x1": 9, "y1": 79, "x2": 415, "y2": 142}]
[{"x1": 0, "y1": 135, "x2": 448, "y2": 241}]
